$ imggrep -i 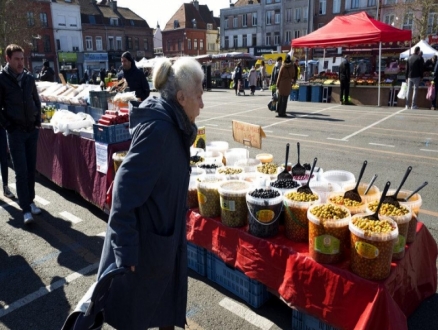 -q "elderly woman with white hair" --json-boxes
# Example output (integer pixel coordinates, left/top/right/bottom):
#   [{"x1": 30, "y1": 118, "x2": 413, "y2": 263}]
[{"x1": 96, "y1": 57, "x2": 204, "y2": 330}]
